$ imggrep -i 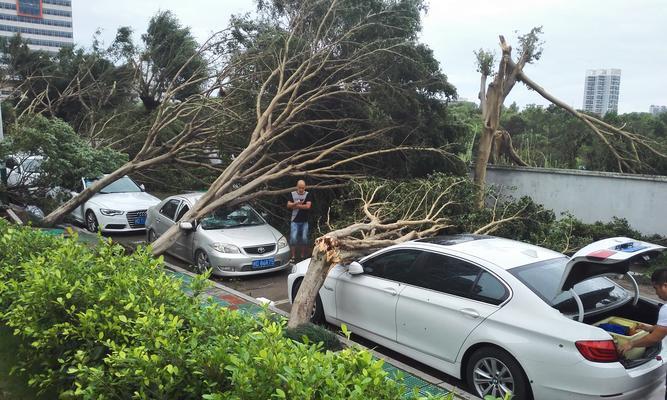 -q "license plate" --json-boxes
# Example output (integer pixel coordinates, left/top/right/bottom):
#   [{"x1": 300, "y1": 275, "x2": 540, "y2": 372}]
[
  {"x1": 252, "y1": 258, "x2": 275, "y2": 269},
  {"x1": 134, "y1": 217, "x2": 146, "y2": 225}
]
